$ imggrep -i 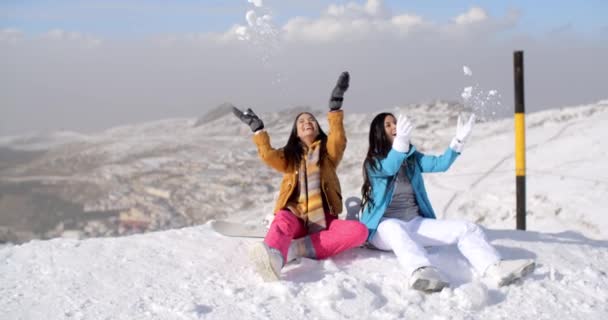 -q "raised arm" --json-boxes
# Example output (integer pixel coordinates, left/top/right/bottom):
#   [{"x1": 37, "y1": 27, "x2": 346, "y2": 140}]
[
  {"x1": 368, "y1": 114, "x2": 416, "y2": 177},
  {"x1": 326, "y1": 71, "x2": 349, "y2": 165},
  {"x1": 413, "y1": 148, "x2": 459, "y2": 173},
  {"x1": 232, "y1": 105, "x2": 293, "y2": 173},
  {"x1": 415, "y1": 114, "x2": 476, "y2": 172},
  {"x1": 252, "y1": 131, "x2": 294, "y2": 173},
  {"x1": 326, "y1": 111, "x2": 346, "y2": 165},
  {"x1": 368, "y1": 148, "x2": 412, "y2": 177}
]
